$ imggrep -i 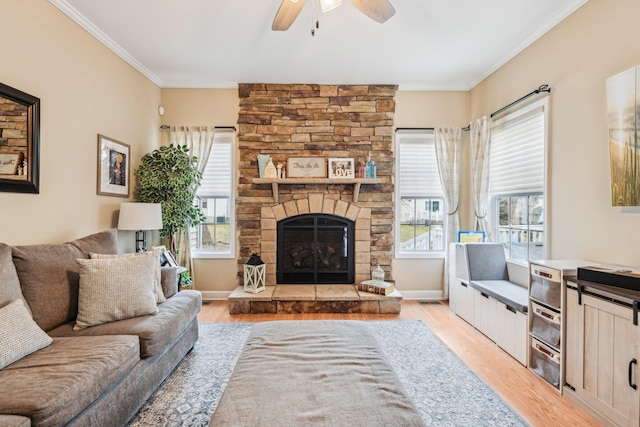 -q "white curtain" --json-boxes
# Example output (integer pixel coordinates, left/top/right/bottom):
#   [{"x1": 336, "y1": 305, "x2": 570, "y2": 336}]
[
  {"x1": 434, "y1": 127, "x2": 463, "y2": 299},
  {"x1": 169, "y1": 126, "x2": 215, "y2": 274},
  {"x1": 469, "y1": 116, "x2": 493, "y2": 241}
]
